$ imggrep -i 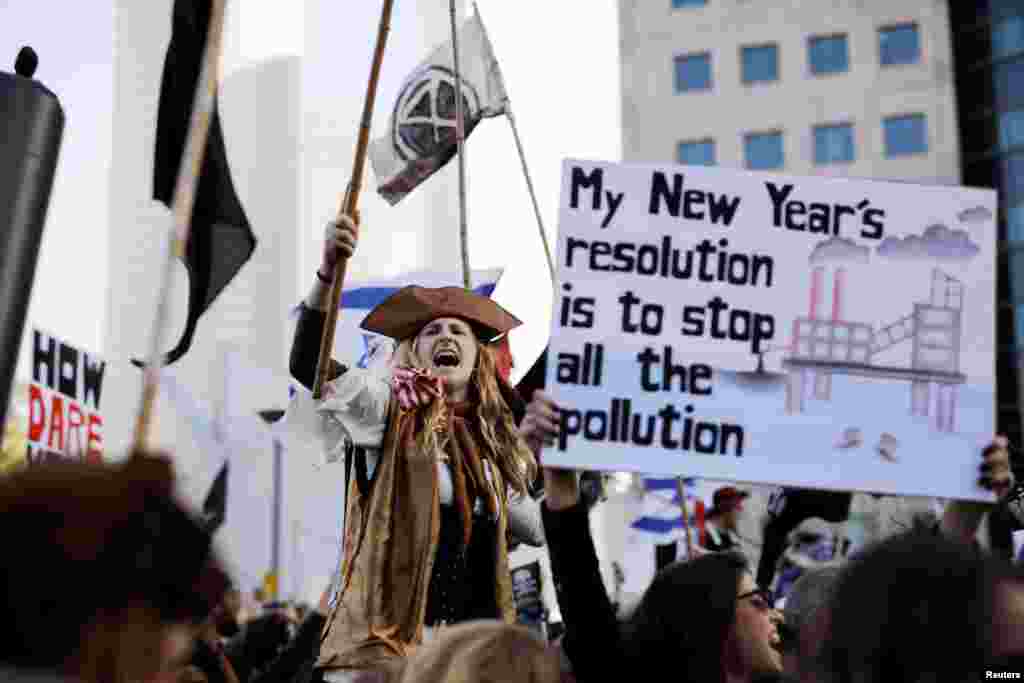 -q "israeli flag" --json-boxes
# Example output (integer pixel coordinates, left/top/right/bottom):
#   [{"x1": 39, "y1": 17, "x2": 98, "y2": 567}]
[{"x1": 630, "y1": 477, "x2": 703, "y2": 540}]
